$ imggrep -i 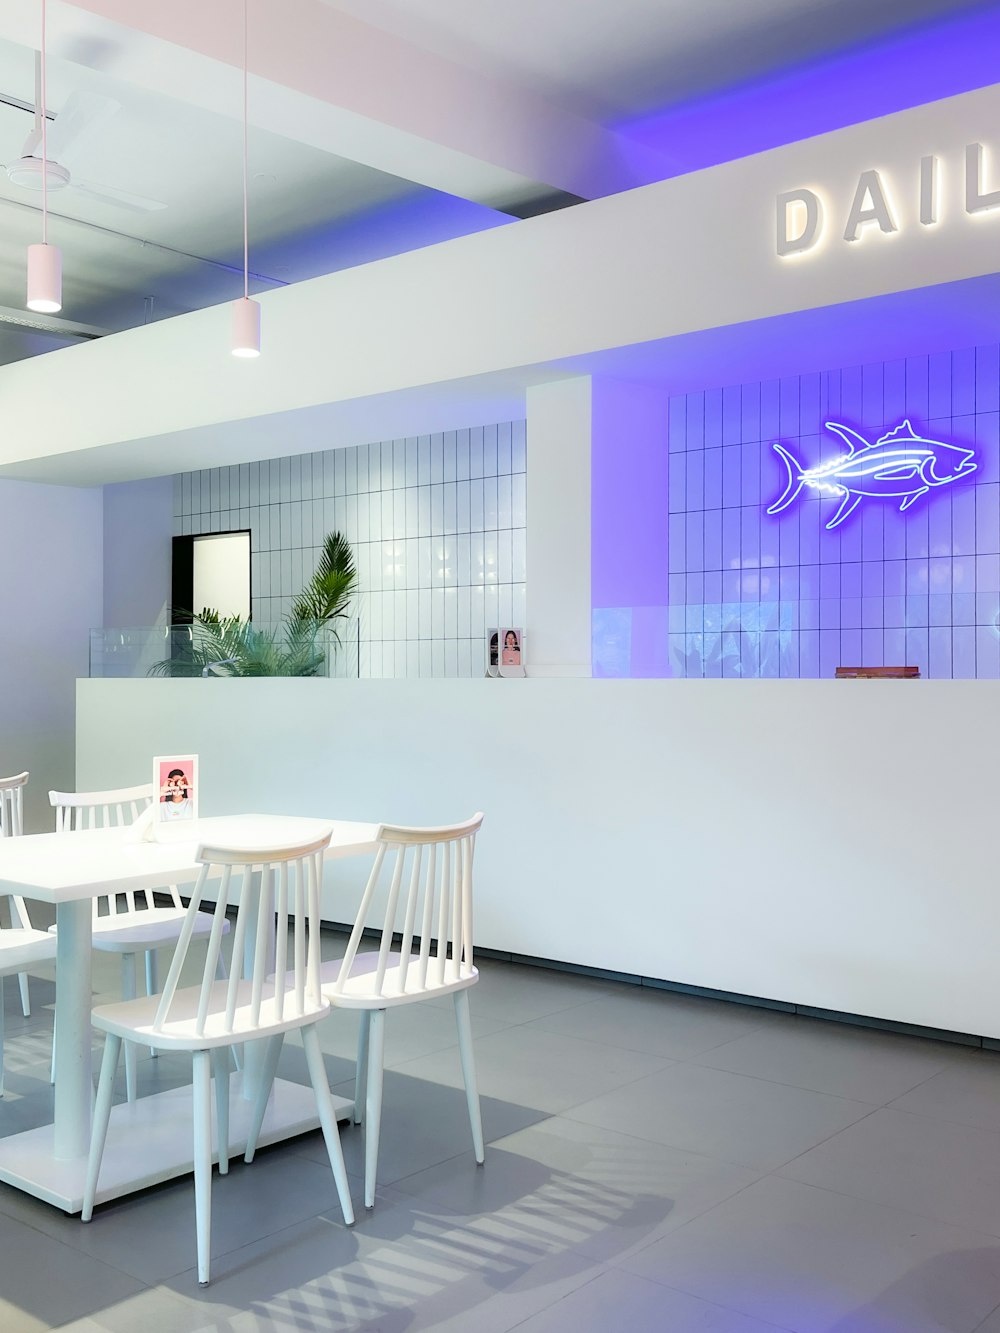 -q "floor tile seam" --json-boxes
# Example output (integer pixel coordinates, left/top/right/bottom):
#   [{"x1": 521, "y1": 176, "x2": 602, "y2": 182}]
[
  {"x1": 0, "y1": 1204, "x2": 159, "y2": 1292},
  {"x1": 647, "y1": 1049, "x2": 885, "y2": 1113},
  {"x1": 845, "y1": 1096, "x2": 1000, "y2": 1147},
  {"x1": 376, "y1": 1144, "x2": 508, "y2": 1197},
  {"x1": 500, "y1": 1267, "x2": 613, "y2": 1333},
  {"x1": 487, "y1": 1107, "x2": 772, "y2": 1185},
  {"x1": 602, "y1": 1163, "x2": 770, "y2": 1262},
  {"x1": 877, "y1": 1057, "x2": 987, "y2": 1107},
  {"x1": 770, "y1": 1163, "x2": 1000, "y2": 1244},
  {"x1": 515, "y1": 1013, "x2": 779, "y2": 1063},
  {"x1": 974, "y1": 1298, "x2": 1000, "y2": 1332},
  {"x1": 501, "y1": 1264, "x2": 680, "y2": 1333},
  {"x1": 671, "y1": 1047, "x2": 943, "y2": 1105},
  {"x1": 380, "y1": 1028, "x2": 678, "y2": 1081},
  {"x1": 467, "y1": 986, "x2": 626, "y2": 1021},
  {"x1": 164, "y1": 1202, "x2": 361, "y2": 1290},
  {"x1": 754, "y1": 1101, "x2": 884, "y2": 1175},
  {"x1": 510, "y1": 1019, "x2": 709, "y2": 1066},
  {"x1": 51, "y1": 1285, "x2": 194, "y2": 1333},
  {"x1": 554, "y1": 1104, "x2": 765, "y2": 1174},
  {"x1": 596, "y1": 1263, "x2": 800, "y2": 1333},
  {"x1": 380, "y1": 1039, "x2": 471, "y2": 1070},
  {"x1": 879, "y1": 1094, "x2": 1000, "y2": 1139},
  {"x1": 677, "y1": 1019, "x2": 967, "y2": 1068}
]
